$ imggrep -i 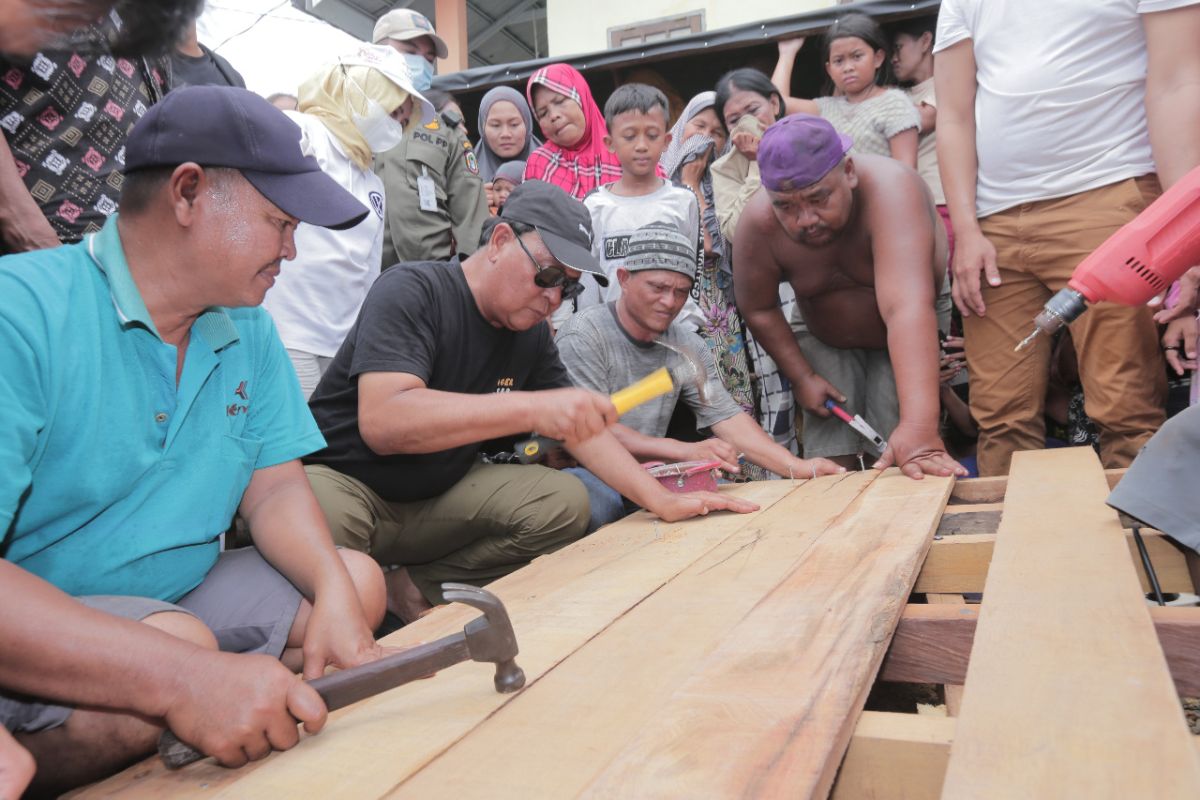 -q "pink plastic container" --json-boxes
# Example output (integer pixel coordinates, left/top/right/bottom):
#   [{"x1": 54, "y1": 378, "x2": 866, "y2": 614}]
[{"x1": 643, "y1": 460, "x2": 723, "y2": 493}]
